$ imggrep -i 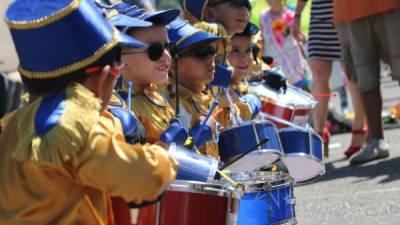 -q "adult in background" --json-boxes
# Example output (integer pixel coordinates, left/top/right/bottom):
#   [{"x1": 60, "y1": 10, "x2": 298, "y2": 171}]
[
  {"x1": 292, "y1": 0, "x2": 367, "y2": 158},
  {"x1": 334, "y1": 0, "x2": 400, "y2": 165}
]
